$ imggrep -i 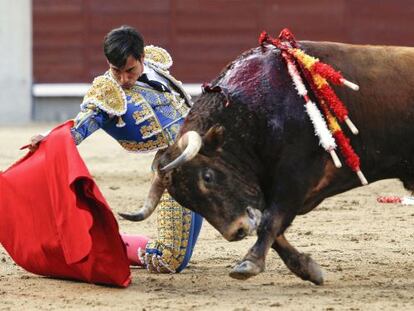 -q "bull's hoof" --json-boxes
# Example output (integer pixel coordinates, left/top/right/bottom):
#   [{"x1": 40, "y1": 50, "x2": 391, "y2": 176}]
[
  {"x1": 229, "y1": 260, "x2": 263, "y2": 280},
  {"x1": 306, "y1": 258, "x2": 324, "y2": 285}
]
